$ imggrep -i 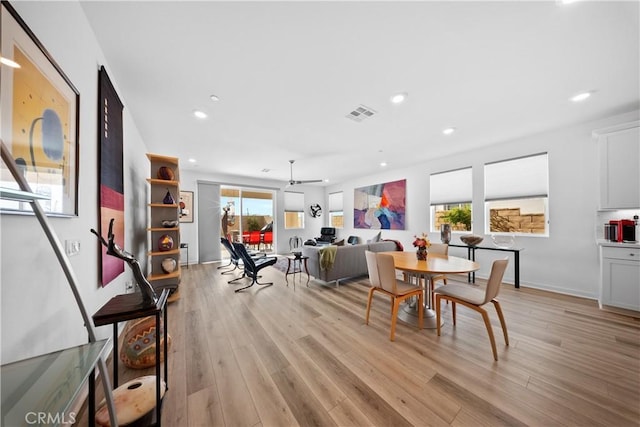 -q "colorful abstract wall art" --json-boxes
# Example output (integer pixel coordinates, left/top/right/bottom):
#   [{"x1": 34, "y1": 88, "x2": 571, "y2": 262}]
[
  {"x1": 354, "y1": 179, "x2": 406, "y2": 229},
  {"x1": 98, "y1": 66, "x2": 124, "y2": 286}
]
